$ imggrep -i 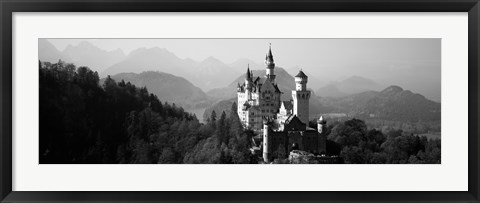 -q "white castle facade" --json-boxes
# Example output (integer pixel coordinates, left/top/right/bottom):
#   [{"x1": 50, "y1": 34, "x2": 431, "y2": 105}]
[{"x1": 236, "y1": 46, "x2": 327, "y2": 162}]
